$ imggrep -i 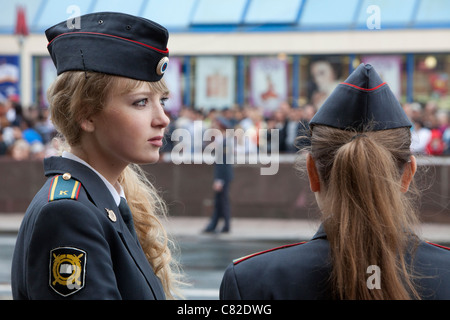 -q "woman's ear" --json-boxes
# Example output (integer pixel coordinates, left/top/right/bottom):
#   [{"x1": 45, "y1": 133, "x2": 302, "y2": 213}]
[
  {"x1": 401, "y1": 155, "x2": 417, "y2": 193},
  {"x1": 306, "y1": 153, "x2": 321, "y2": 192},
  {"x1": 80, "y1": 118, "x2": 95, "y2": 133}
]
